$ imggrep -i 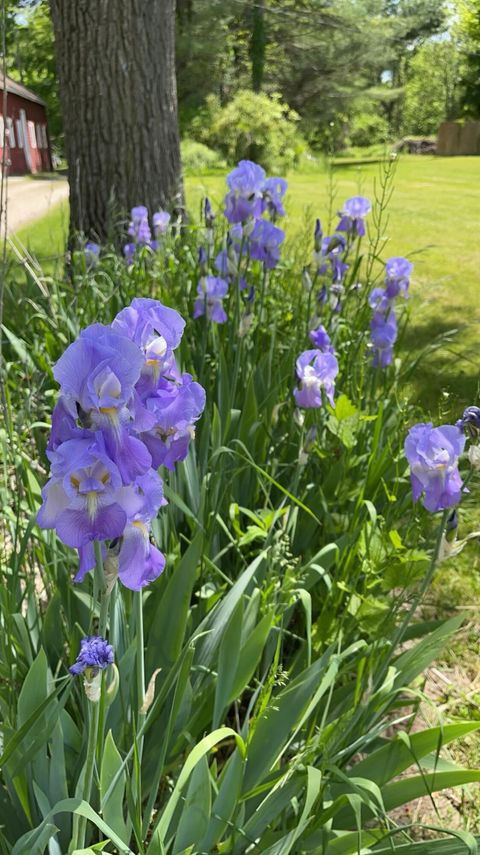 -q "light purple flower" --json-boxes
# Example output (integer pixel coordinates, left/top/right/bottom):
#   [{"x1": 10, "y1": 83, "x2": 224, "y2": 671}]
[
  {"x1": 369, "y1": 287, "x2": 392, "y2": 313},
  {"x1": 249, "y1": 219, "x2": 285, "y2": 269},
  {"x1": 404, "y1": 423, "x2": 465, "y2": 512},
  {"x1": 117, "y1": 519, "x2": 165, "y2": 590},
  {"x1": 128, "y1": 205, "x2": 152, "y2": 245},
  {"x1": 317, "y1": 234, "x2": 348, "y2": 283},
  {"x1": 85, "y1": 242, "x2": 100, "y2": 270},
  {"x1": 294, "y1": 348, "x2": 339, "y2": 408},
  {"x1": 193, "y1": 276, "x2": 229, "y2": 323},
  {"x1": 336, "y1": 196, "x2": 371, "y2": 237},
  {"x1": 70, "y1": 636, "x2": 114, "y2": 675},
  {"x1": 370, "y1": 309, "x2": 397, "y2": 367},
  {"x1": 263, "y1": 177, "x2": 288, "y2": 218},
  {"x1": 153, "y1": 210, "x2": 170, "y2": 237},
  {"x1": 456, "y1": 405, "x2": 480, "y2": 437},
  {"x1": 224, "y1": 160, "x2": 266, "y2": 223},
  {"x1": 140, "y1": 371, "x2": 206, "y2": 469},
  {"x1": 309, "y1": 325, "x2": 334, "y2": 352},
  {"x1": 123, "y1": 243, "x2": 136, "y2": 264},
  {"x1": 113, "y1": 297, "x2": 185, "y2": 385},
  {"x1": 37, "y1": 435, "x2": 142, "y2": 548},
  {"x1": 385, "y1": 256, "x2": 413, "y2": 299},
  {"x1": 54, "y1": 324, "x2": 144, "y2": 432}
]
